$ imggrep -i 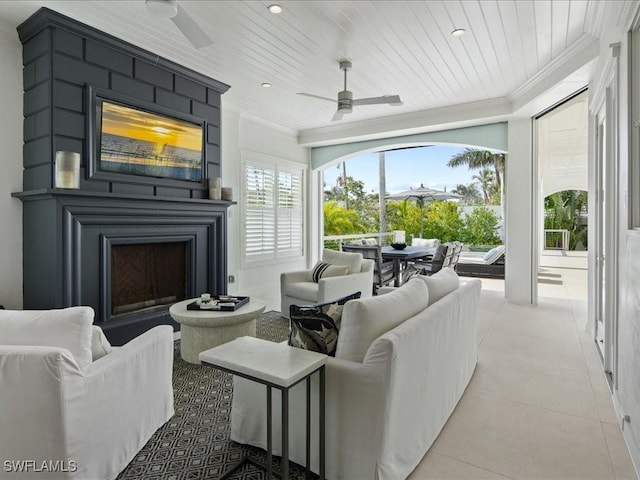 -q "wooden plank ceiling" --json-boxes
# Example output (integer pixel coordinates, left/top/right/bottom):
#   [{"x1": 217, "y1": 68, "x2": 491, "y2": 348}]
[{"x1": 0, "y1": 1, "x2": 617, "y2": 132}]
